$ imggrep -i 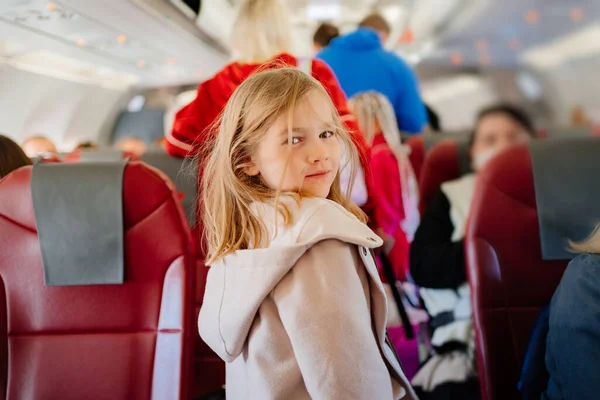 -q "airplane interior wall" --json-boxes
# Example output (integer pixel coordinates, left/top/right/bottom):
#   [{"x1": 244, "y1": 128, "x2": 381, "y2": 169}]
[
  {"x1": 0, "y1": 64, "x2": 129, "y2": 150},
  {"x1": 539, "y1": 54, "x2": 600, "y2": 126}
]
